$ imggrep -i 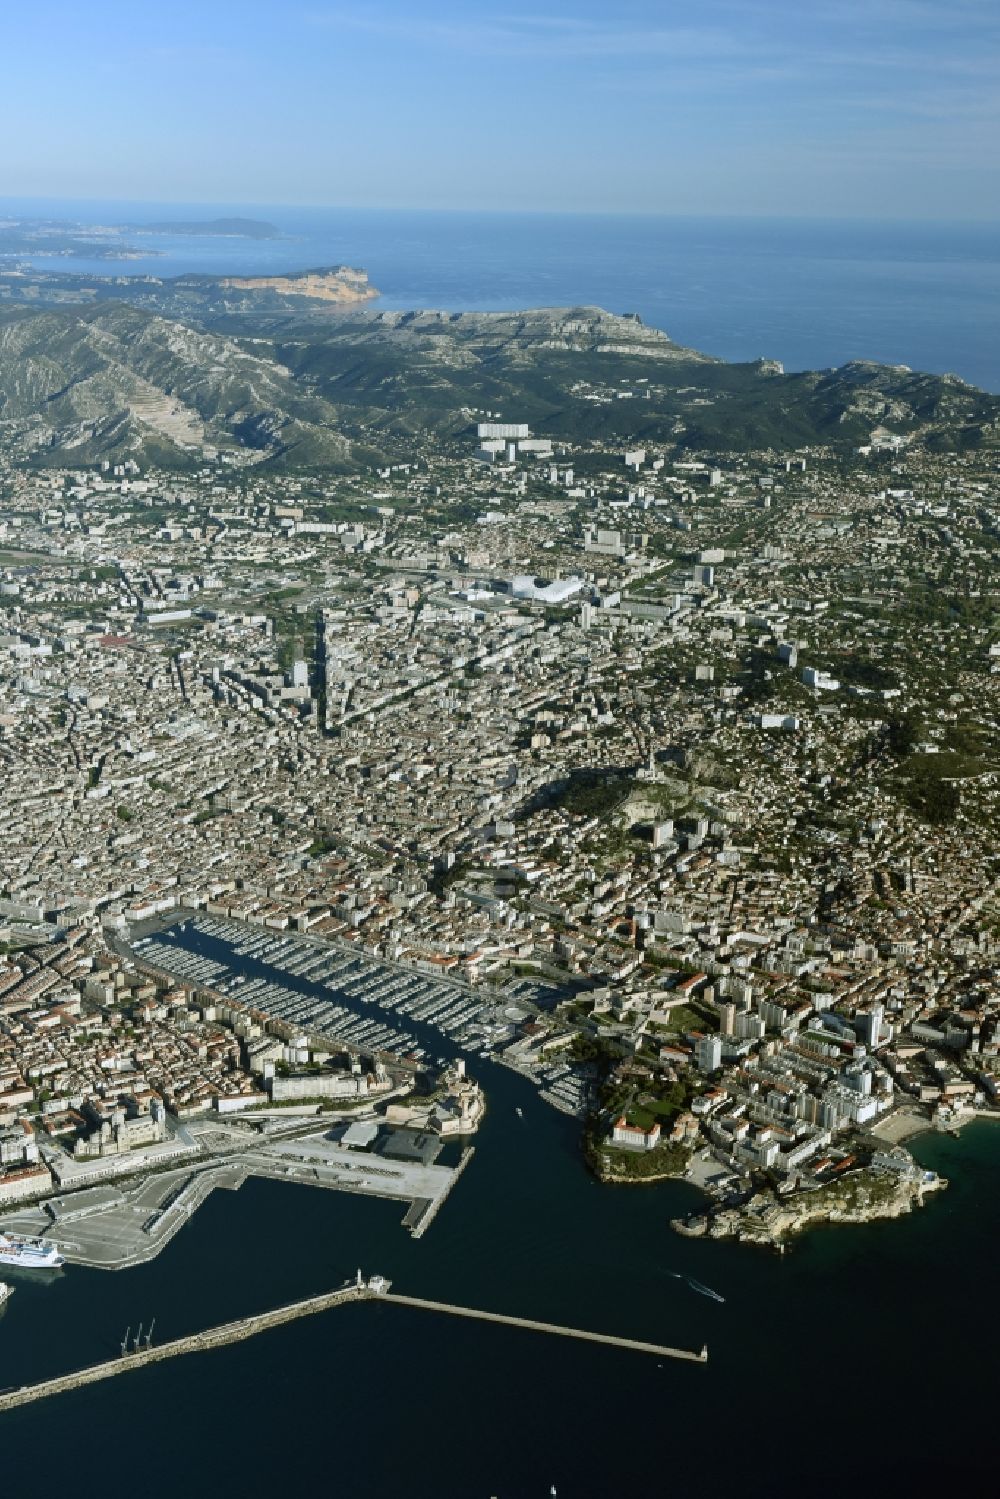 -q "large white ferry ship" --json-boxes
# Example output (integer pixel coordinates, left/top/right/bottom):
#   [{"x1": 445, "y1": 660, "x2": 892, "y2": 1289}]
[{"x1": 0, "y1": 1233, "x2": 64, "y2": 1270}]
